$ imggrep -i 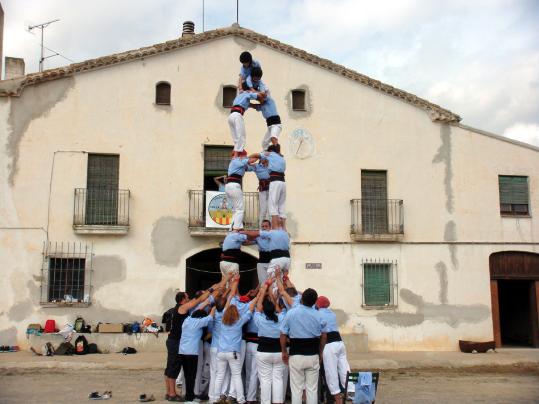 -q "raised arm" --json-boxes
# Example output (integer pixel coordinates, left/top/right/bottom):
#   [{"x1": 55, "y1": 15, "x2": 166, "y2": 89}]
[
  {"x1": 179, "y1": 276, "x2": 228, "y2": 314},
  {"x1": 224, "y1": 274, "x2": 240, "y2": 309},
  {"x1": 276, "y1": 273, "x2": 294, "y2": 308},
  {"x1": 255, "y1": 283, "x2": 268, "y2": 313}
]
